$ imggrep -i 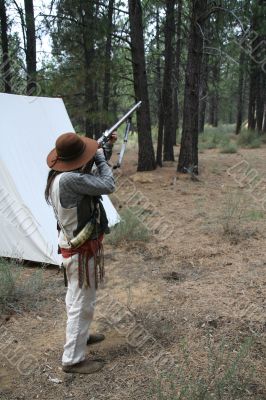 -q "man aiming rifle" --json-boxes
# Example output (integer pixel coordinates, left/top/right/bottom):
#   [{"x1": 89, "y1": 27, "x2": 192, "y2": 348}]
[{"x1": 45, "y1": 102, "x2": 140, "y2": 374}]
